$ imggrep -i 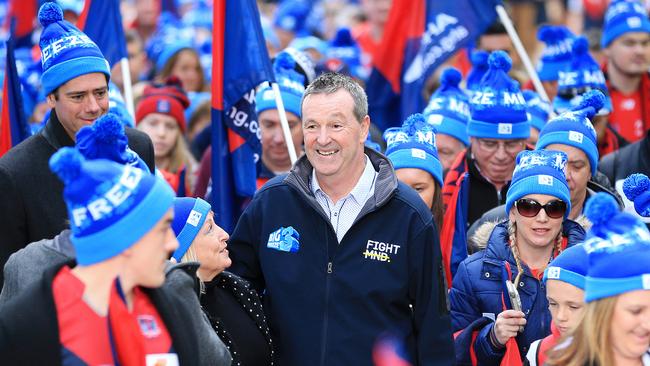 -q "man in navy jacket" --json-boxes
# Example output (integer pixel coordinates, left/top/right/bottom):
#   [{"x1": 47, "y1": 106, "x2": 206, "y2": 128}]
[{"x1": 229, "y1": 73, "x2": 453, "y2": 366}]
